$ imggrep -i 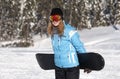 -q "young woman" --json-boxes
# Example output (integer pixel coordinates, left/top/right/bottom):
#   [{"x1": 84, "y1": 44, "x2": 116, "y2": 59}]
[{"x1": 47, "y1": 8, "x2": 91, "y2": 79}]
